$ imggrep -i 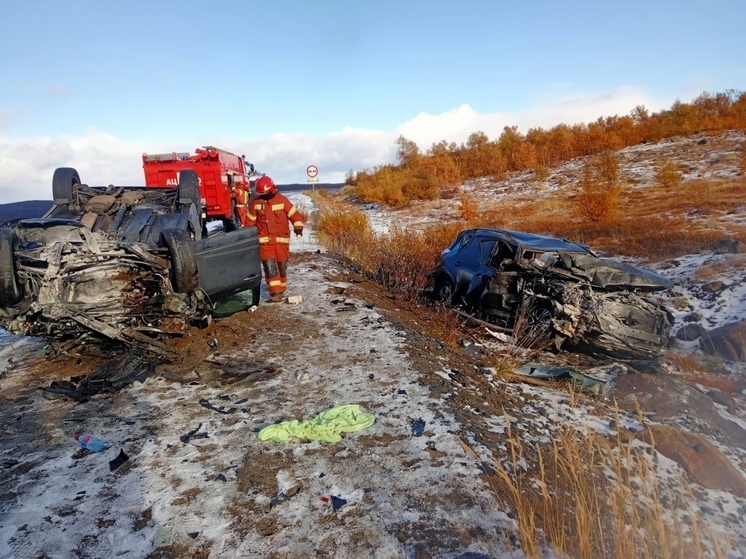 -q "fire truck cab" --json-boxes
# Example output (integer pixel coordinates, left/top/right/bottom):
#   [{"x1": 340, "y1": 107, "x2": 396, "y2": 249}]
[{"x1": 142, "y1": 146, "x2": 257, "y2": 231}]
